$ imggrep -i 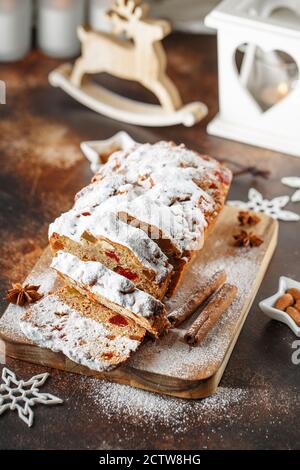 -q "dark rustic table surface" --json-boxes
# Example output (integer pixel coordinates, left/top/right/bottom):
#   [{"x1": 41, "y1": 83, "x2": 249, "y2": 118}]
[{"x1": 0, "y1": 34, "x2": 299, "y2": 450}]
